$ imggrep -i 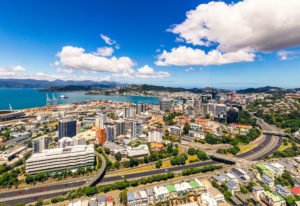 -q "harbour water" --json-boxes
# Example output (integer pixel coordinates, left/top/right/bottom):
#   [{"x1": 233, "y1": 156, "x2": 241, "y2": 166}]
[{"x1": 0, "y1": 88, "x2": 160, "y2": 110}]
